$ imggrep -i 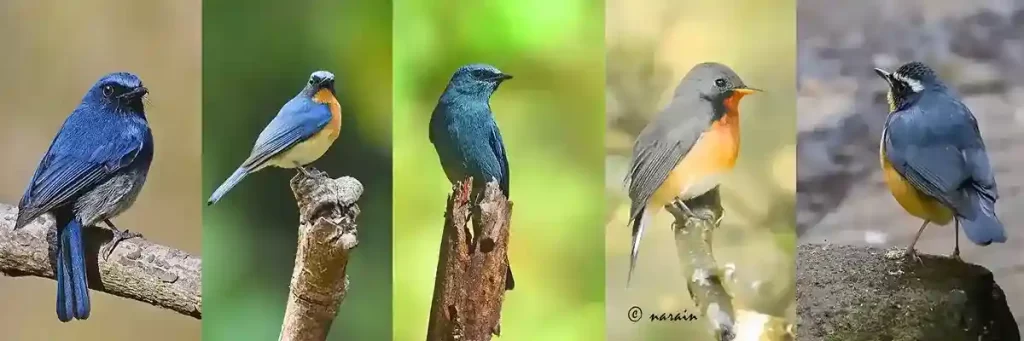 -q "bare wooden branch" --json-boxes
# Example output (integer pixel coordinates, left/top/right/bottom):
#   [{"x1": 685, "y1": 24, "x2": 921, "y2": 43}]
[
  {"x1": 668, "y1": 187, "x2": 793, "y2": 341},
  {"x1": 0, "y1": 203, "x2": 201, "y2": 318},
  {"x1": 427, "y1": 179, "x2": 512, "y2": 341},
  {"x1": 278, "y1": 169, "x2": 363, "y2": 341}
]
